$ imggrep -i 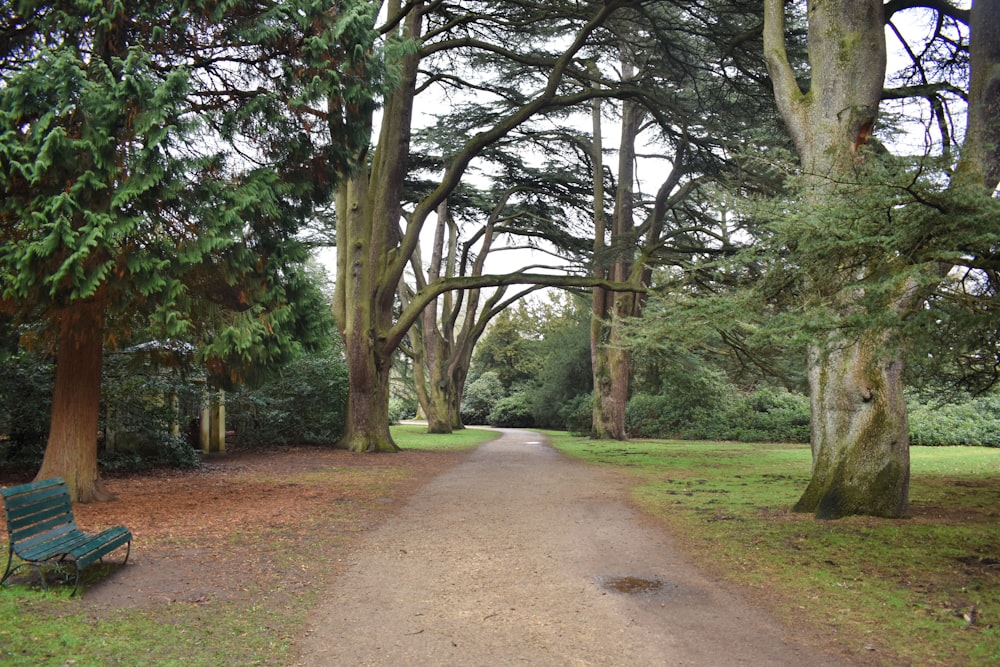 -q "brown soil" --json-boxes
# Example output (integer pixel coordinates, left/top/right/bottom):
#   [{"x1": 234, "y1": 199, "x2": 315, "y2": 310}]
[
  {"x1": 1, "y1": 444, "x2": 464, "y2": 608},
  {"x1": 3, "y1": 430, "x2": 860, "y2": 665}
]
